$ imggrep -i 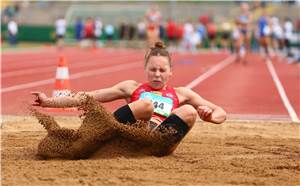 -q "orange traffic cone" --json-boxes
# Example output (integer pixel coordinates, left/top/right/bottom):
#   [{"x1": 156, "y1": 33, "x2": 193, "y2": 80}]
[
  {"x1": 44, "y1": 55, "x2": 77, "y2": 114},
  {"x1": 52, "y1": 55, "x2": 71, "y2": 97}
]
